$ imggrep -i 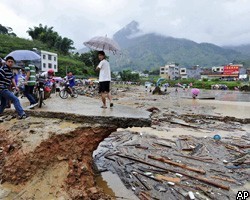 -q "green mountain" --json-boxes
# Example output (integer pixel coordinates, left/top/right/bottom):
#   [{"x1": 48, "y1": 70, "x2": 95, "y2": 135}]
[
  {"x1": 111, "y1": 21, "x2": 248, "y2": 71},
  {"x1": 223, "y1": 44, "x2": 250, "y2": 56}
]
